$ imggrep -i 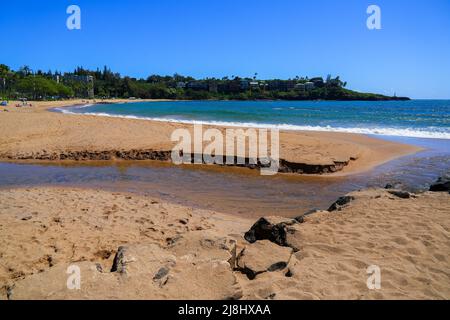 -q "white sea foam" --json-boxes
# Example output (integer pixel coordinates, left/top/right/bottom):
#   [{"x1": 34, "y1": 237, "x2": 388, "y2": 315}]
[{"x1": 55, "y1": 108, "x2": 450, "y2": 140}]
